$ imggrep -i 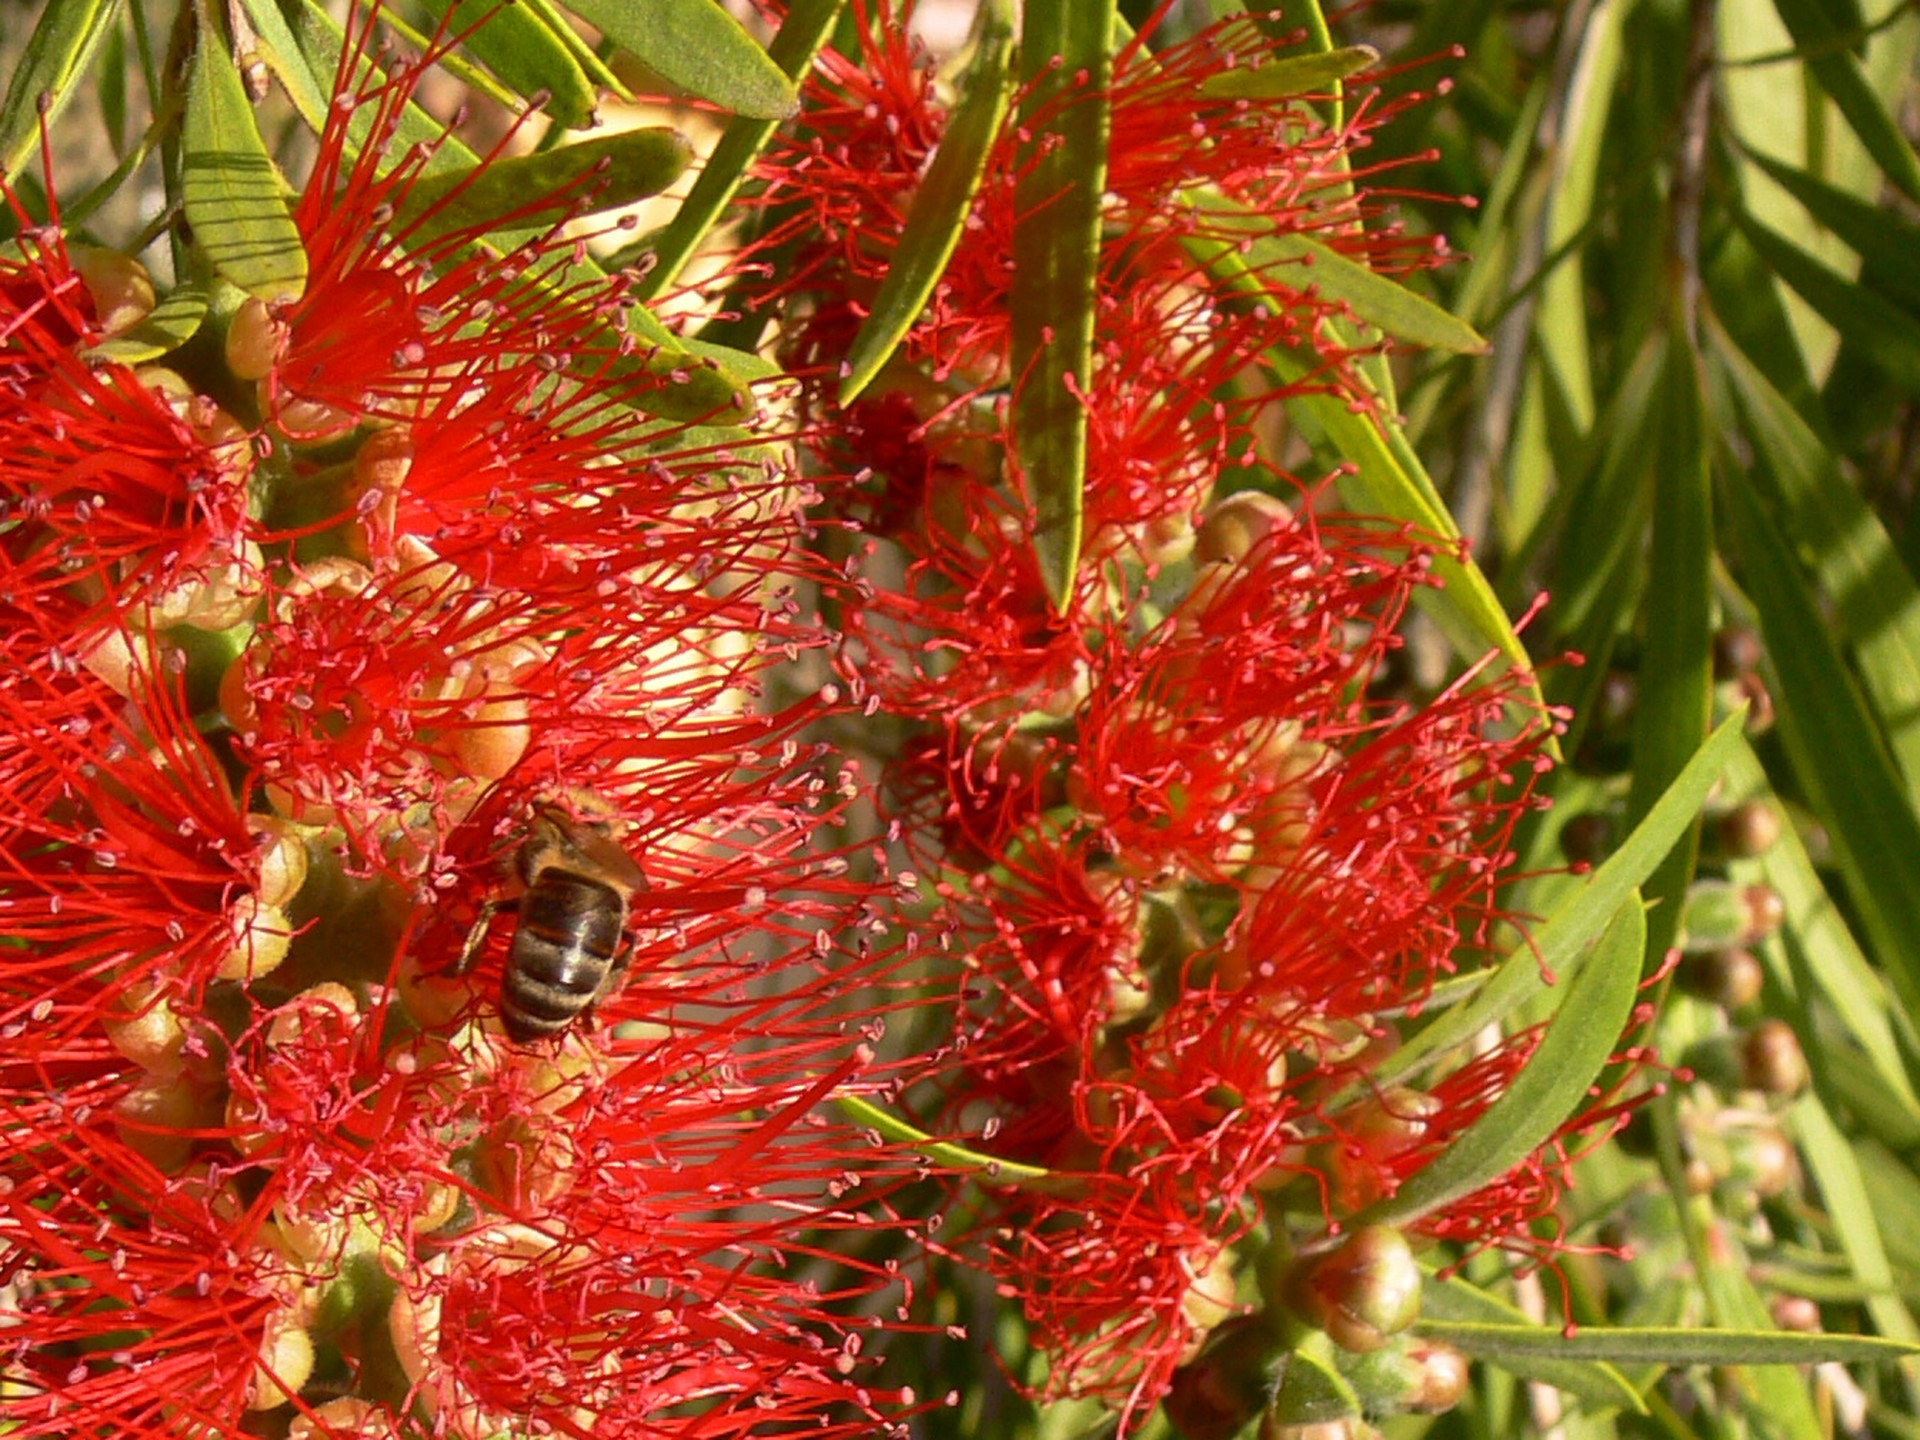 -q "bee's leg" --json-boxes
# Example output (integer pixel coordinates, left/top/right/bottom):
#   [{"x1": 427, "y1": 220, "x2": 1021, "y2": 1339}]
[{"x1": 450, "y1": 898, "x2": 518, "y2": 976}]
